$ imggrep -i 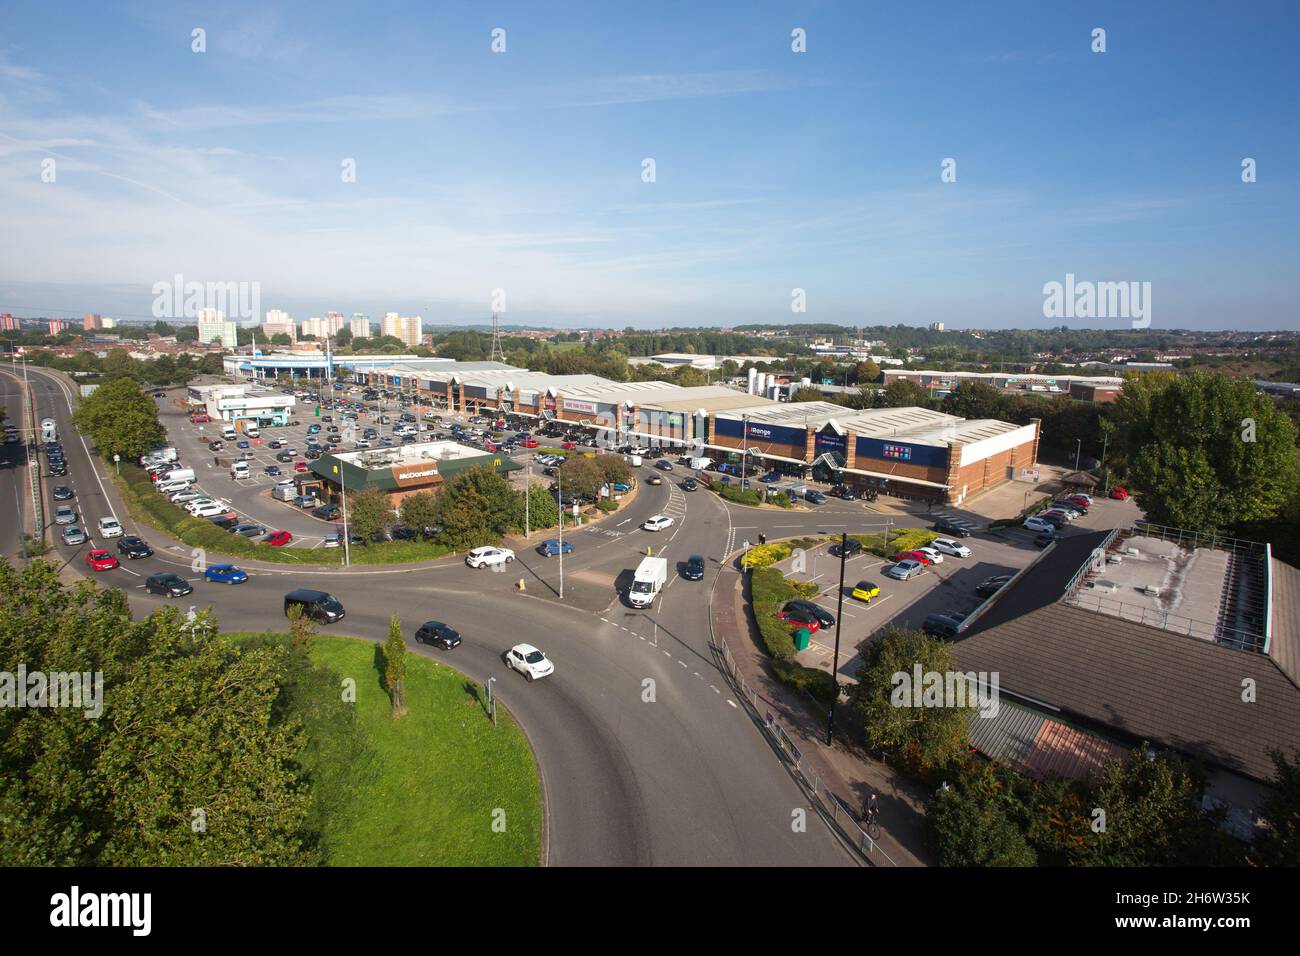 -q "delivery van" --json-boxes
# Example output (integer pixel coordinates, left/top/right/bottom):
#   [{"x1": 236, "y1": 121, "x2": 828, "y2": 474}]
[
  {"x1": 688, "y1": 457, "x2": 713, "y2": 471},
  {"x1": 221, "y1": 424, "x2": 237, "y2": 440},
  {"x1": 230, "y1": 461, "x2": 250, "y2": 480},
  {"x1": 244, "y1": 424, "x2": 260, "y2": 439},
  {"x1": 162, "y1": 467, "x2": 196, "y2": 484},
  {"x1": 628, "y1": 556, "x2": 668, "y2": 608}
]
